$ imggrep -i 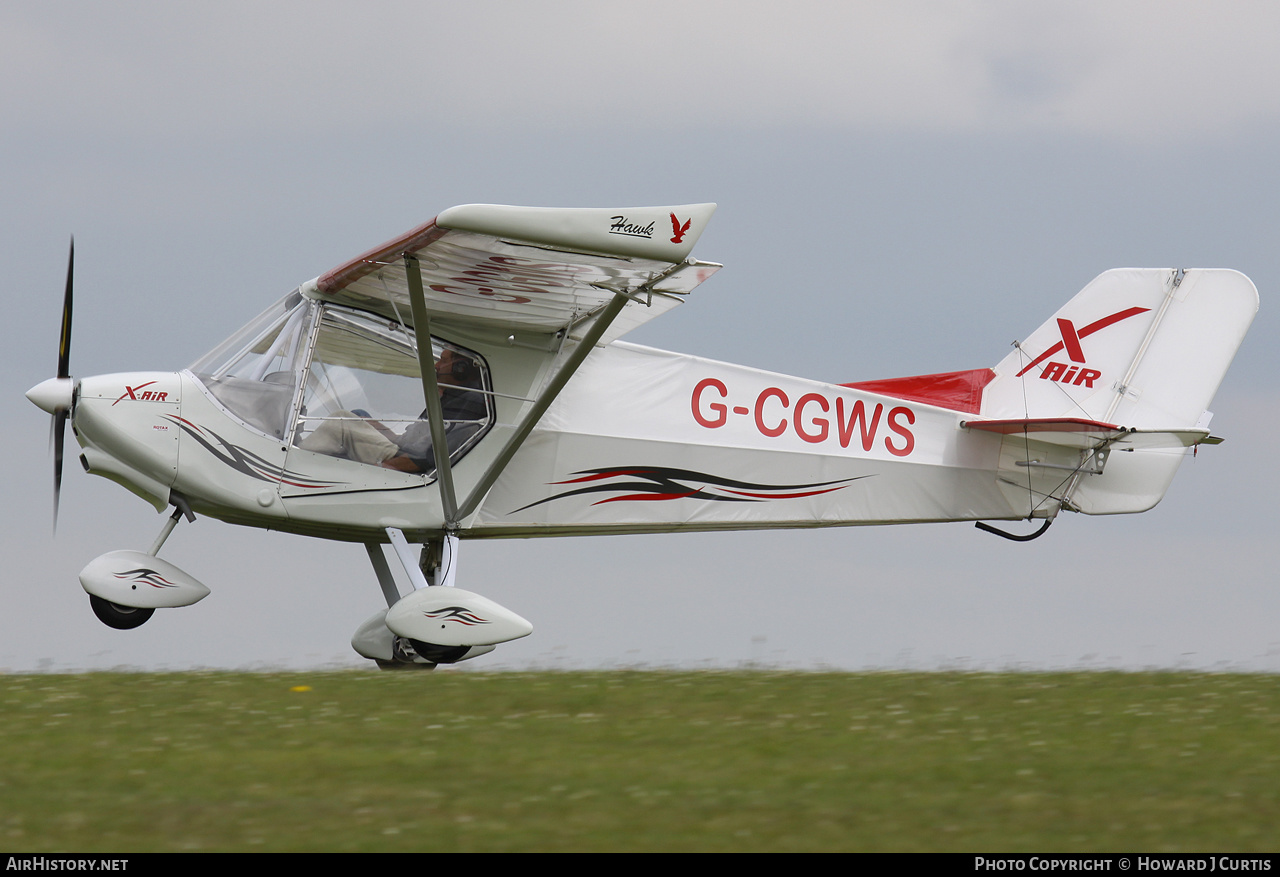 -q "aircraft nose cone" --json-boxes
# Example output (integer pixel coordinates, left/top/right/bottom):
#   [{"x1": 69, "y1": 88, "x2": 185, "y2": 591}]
[{"x1": 26, "y1": 377, "x2": 76, "y2": 414}]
